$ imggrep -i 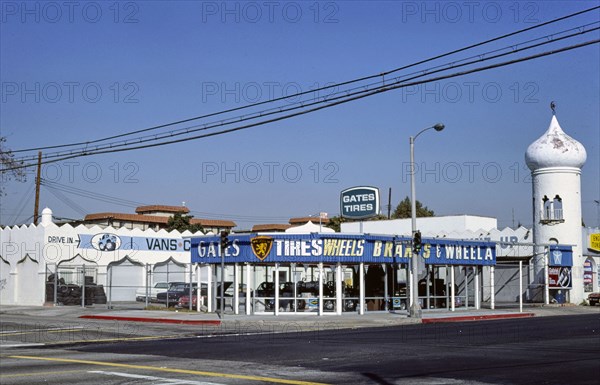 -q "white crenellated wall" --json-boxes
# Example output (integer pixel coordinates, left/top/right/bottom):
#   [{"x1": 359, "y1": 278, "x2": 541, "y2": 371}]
[{"x1": 0, "y1": 212, "x2": 205, "y2": 306}]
